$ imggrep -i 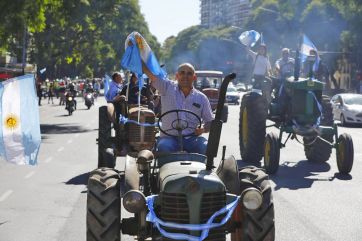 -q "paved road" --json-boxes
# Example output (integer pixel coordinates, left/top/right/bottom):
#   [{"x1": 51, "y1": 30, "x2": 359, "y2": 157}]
[{"x1": 0, "y1": 96, "x2": 361, "y2": 241}]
